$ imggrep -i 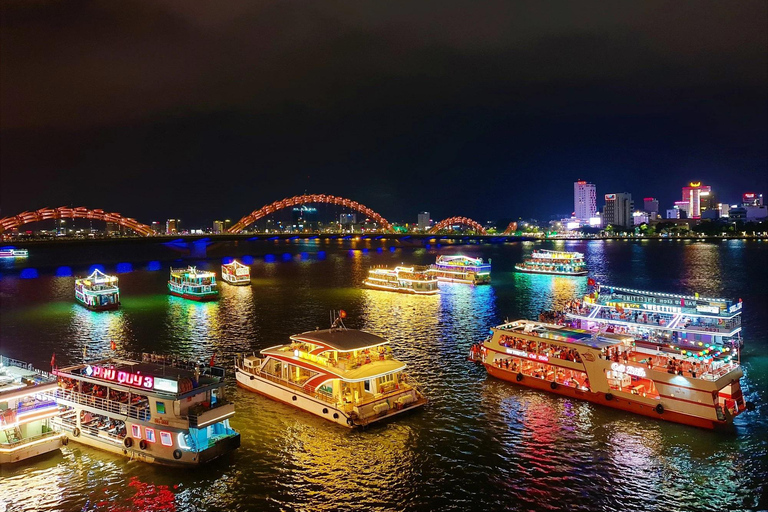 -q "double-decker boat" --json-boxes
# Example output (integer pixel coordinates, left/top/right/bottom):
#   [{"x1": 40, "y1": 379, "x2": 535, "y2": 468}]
[
  {"x1": 168, "y1": 266, "x2": 219, "y2": 301},
  {"x1": 429, "y1": 255, "x2": 491, "y2": 285},
  {"x1": 75, "y1": 269, "x2": 120, "y2": 311},
  {"x1": 469, "y1": 319, "x2": 751, "y2": 429},
  {"x1": 363, "y1": 265, "x2": 439, "y2": 295},
  {"x1": 235, "y1": 315, "x2": 427, "y2": 427},
  {"x1": 0, "y1": 356, "x2": 63, "y2": 463},
  {"x1": 563, "y1": 284, "x2": 744, "y2": 348},
  {"x1": 0, "y1": 248, "x2": 28, "y2": 258},
  {"x1": 221, "y1": 260, "x2": 250, "y2": 286},
  {"x1": 515, "y1": 249, "x2": 587, "y2": 276},
  {"x1": 53, "y1": 354, "x2": 240, "y2": 466}
]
